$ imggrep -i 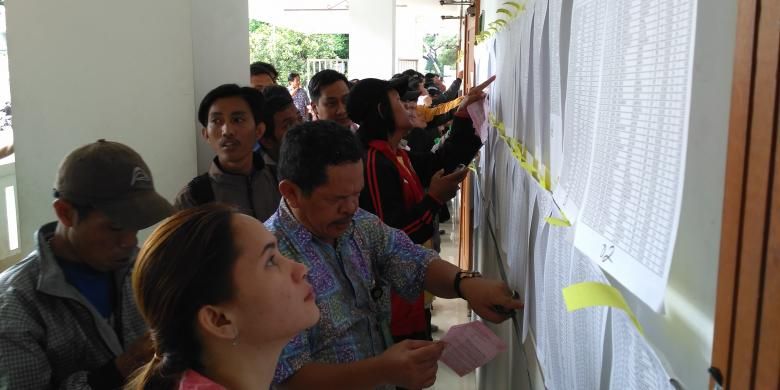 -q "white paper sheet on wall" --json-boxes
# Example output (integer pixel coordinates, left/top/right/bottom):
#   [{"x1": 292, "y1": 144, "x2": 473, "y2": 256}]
[
  {"x1": 495, "y1": 144, "x2": 511, "y2": 254},
  {"x1": 610, "y1": 310, "x2": 675, "y2": 389},
  {"x1": 567, "y1": 249, "x2": 609, "y2": 390},
  {"x1": 553, "y1": 0, "x2": 609, "y2": 222},
  {"x1": 501, "y1": 155, "x2": 517, "y2": 257},
  {"x1": 532, "y1": 0, "x2": 549, "y2": 170},
  {"x1": 529, "y1": 218, "x2": 550, "y2": 365},
  {"x1": 485, "y1": 125, "x2": 499, "y2": 217},
  {"x1": 572, "y1": 0, "x2": 697, "y2": 311},
  {"x1": 540, "y1": 221, "x2": 574, "y2": 390},
  {"x1": 524, "y1": 183, "x2": 554, "y2": 345},
  {"x1": 539, "y1": 217, "x2": 610, "y2": 390},
  {"x1": 496, "y1": 20, "x2": 518, "y2": 140},
  {"x1": 547, "y1": 0, "x2": 570, "y2": 190},
  {"x1": 488, "y1": 37, "x2": 499, "y2": 114},
  {"x1": 518, "y1": 4, "x2": 535, "y2": 151},
  {"x1": 506, "y1": 161, "x2": 531, "y2": 292},
  {"x1": 474, "y1": 40, "x2": 490, "y2": 87}
]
